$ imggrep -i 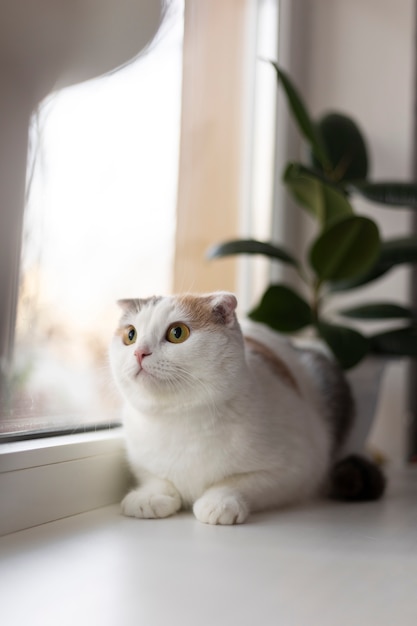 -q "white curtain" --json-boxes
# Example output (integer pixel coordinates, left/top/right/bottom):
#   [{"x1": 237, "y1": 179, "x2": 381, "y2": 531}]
[{"x1": 0, "y1": 0, "x2": 164, "y2": 382}]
